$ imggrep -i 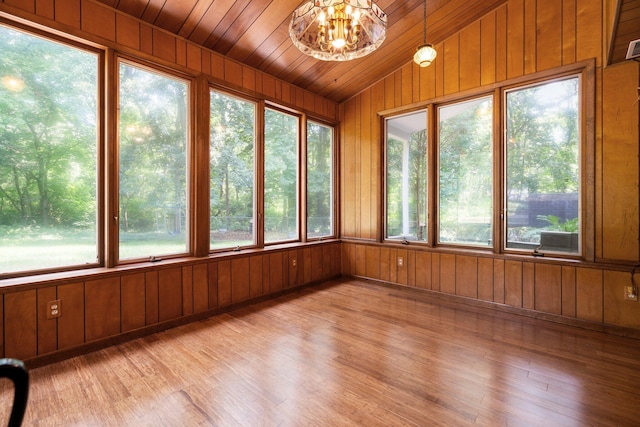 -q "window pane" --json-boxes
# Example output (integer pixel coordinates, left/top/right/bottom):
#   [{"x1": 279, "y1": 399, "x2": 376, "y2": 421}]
[
  {"x1": 385, "y1": 111, "x2": 427, "y2": 241},
  {"x1": 210, "y1": 91, "x2": 255, "y2": 249},
  {"x1": 438, "y1": 97, "x2": 493, "y2": 246},
  {"x1": 118, "y1": 63, "x2": 189, "y2": 260},
  {"x1": 505, "y1": 78, "x2": 580, "y2": 253},
  {"x1": 307, "y1": 121, "x2": 333, "y2": 239},
  {"x1": 264, "y1": 108, "x2": 298, "y2": 243},
  {"x1": 0, "y1": 25, "x2": 98, "y2": 275}
]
